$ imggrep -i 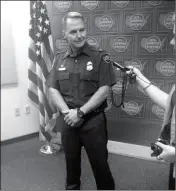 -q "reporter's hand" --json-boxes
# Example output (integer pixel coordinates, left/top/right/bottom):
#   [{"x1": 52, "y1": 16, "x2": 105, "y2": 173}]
[
  {"x1": 155, "y1": 142, "x2": 175, "y2": 163},
  {"x1": 125, "y1": 66, "x2": 138, "y2": 84},
  {"x1": 126, "y1": 66, "x2": 151, "y2": 88},
  {"x1": 126, "y1": 66, "x2": 142, "y2": 77},
  {"x1": 64, "y1": 109, "x2": 84, "y2": 127}
]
